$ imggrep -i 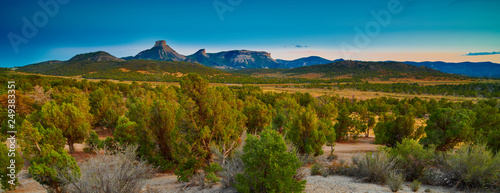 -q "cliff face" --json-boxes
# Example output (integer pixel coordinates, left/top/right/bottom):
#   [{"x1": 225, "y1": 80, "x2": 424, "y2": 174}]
[
  {"x1": 195, "y1": 50, "x2": 280, "y2": 69},
  {"x1": 187, "y1": 49, "x2": 280, "y2": 69},
  {"x1": 134, "y1": 40, "x2": 186, "y2": 61},
  {"x1": 68, "y1": 51, "x2": 124, "y2": 62}
]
